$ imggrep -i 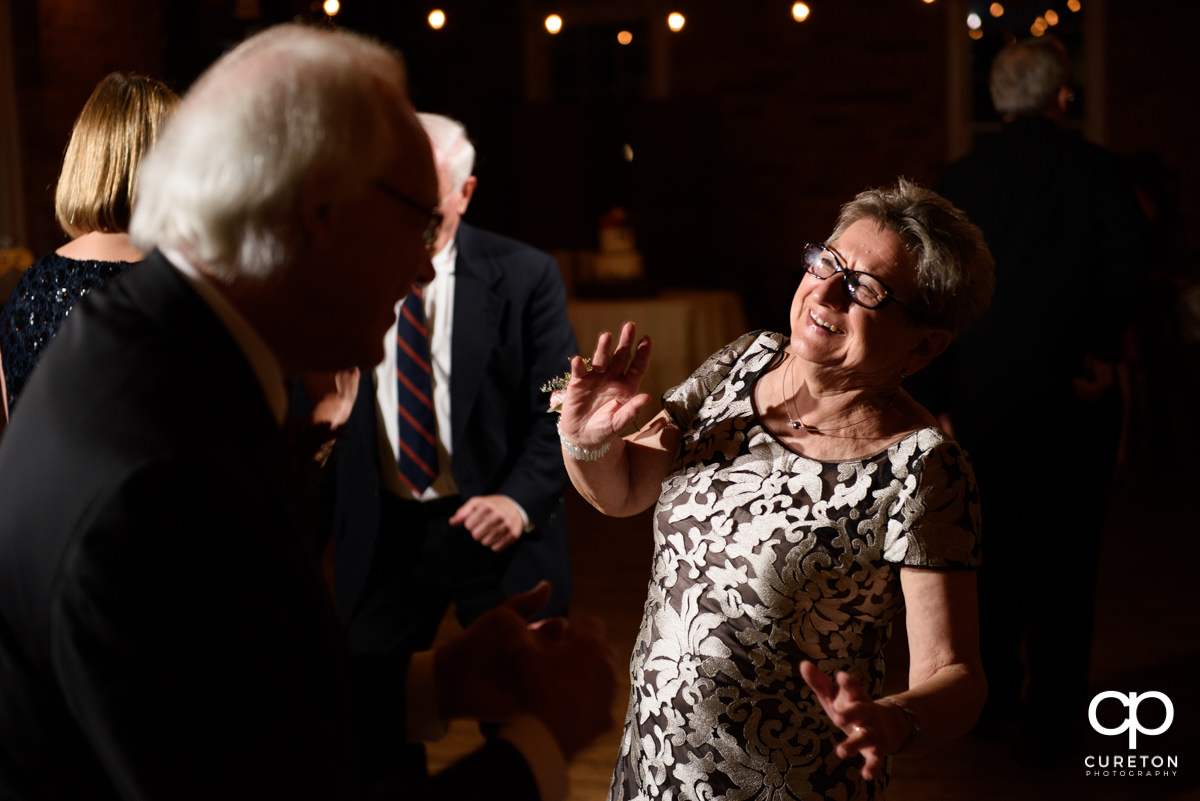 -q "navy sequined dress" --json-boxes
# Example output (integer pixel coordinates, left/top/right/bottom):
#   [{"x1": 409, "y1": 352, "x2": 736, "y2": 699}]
[{"x1": 0, "y1": 251, "x2": 135, "y2": 412}]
